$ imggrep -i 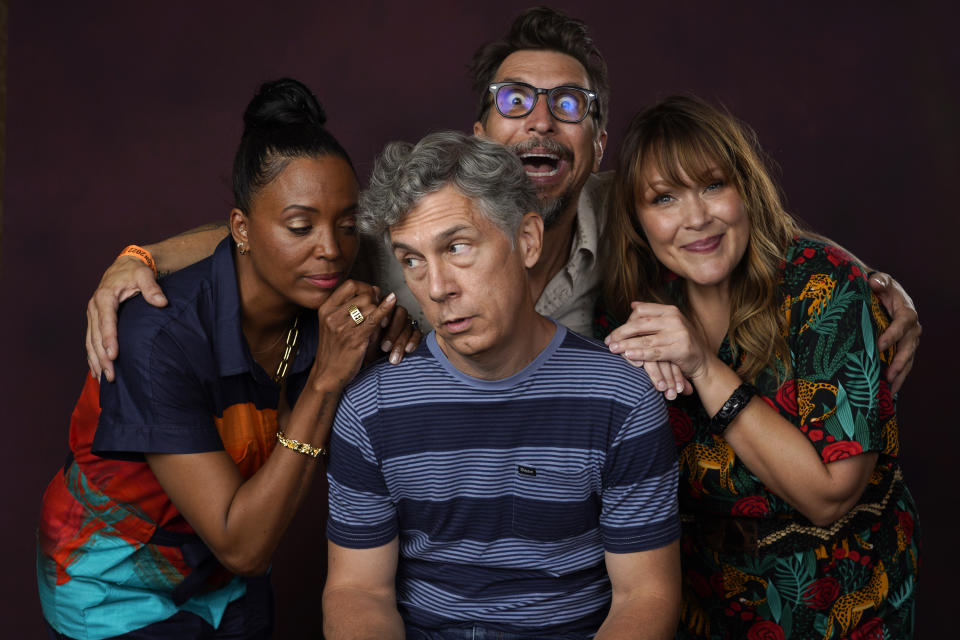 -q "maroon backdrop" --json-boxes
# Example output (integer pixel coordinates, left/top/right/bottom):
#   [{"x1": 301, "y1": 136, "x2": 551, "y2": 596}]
[{"x1": 4, "y1": 1, "x2": 956, "y2": 636}]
